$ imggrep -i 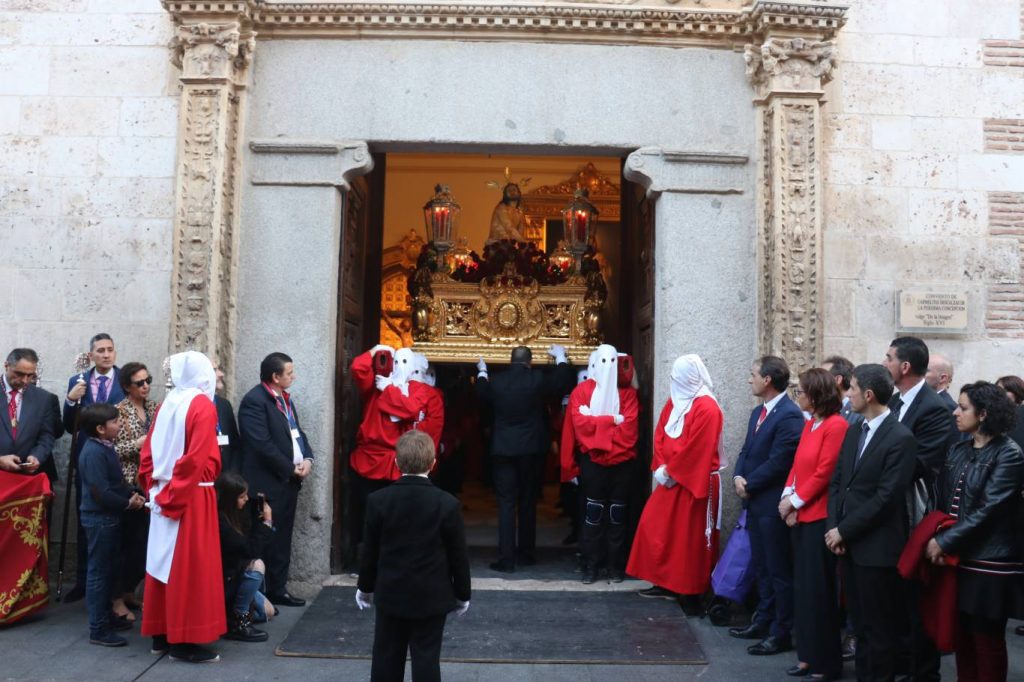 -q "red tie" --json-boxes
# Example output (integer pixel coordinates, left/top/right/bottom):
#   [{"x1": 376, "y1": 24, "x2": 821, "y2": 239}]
[
  {"x1": 755, "y1": 405, "x2": 768, "y2": 432},
  {"x1": 8, "y1": 389, "x2": 17, "y2": 438}
]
